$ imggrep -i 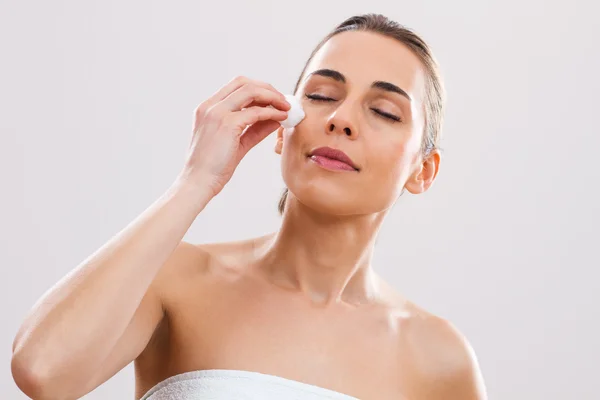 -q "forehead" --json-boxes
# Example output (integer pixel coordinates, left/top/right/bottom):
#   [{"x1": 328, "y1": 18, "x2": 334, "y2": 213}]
[{"x1": 304, "y1": 30, "x2": 426, "y2": 102}]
